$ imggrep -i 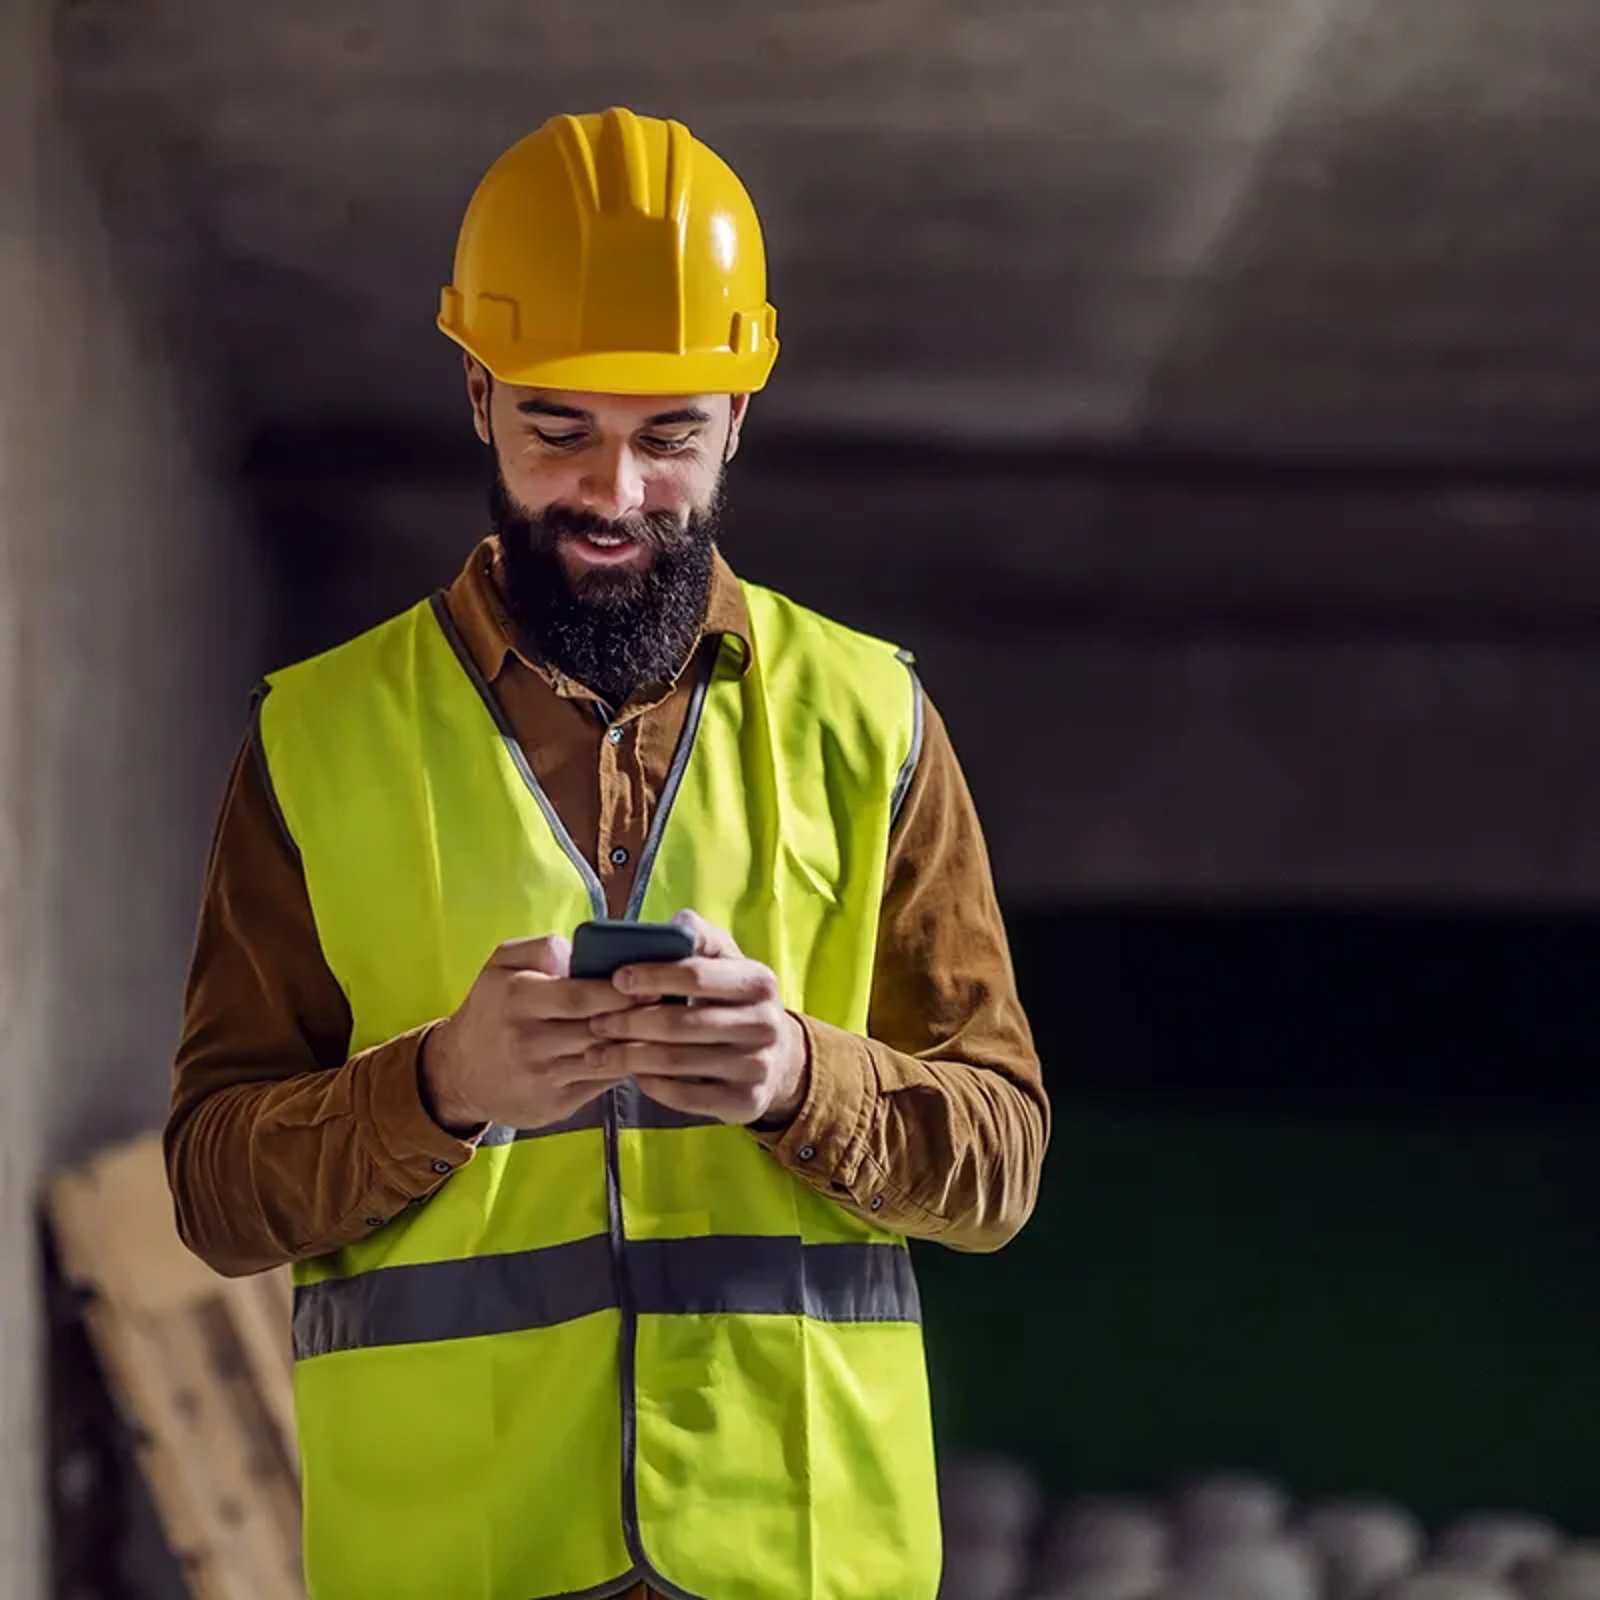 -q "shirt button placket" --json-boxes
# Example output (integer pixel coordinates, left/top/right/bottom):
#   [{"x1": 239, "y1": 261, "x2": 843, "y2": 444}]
[{"x1": 600, "y1": 719, "x2": 632, "y2": 890}]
